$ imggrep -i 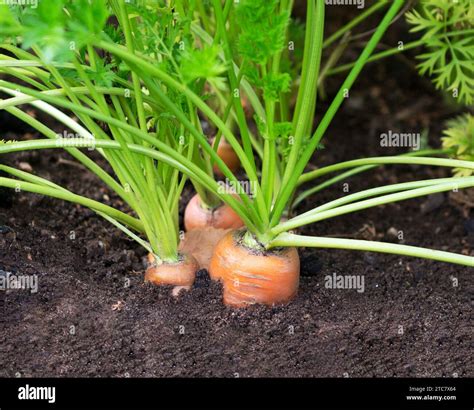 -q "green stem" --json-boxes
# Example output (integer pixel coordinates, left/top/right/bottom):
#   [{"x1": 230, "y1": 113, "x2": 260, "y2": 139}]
[
  {"x1": 298, "y1": 156, "x2": 474, "y2": 184},
  {"x1": 212, "y1": 0, "x2": 267, "y2": 221},
  {"x1": 272, "y1": 177, "x2": 474, "y2": 235},
  {"x1": 3, "y1": 104, "x2": 134, "y2": 204},
  {"x1": 280, "y1": 0, "x2": 325, "y2": 195},
  {"x1": 95, "y1": 40, "x2": 268, "y2": 230},
  {"x1": 328, "y1": 39, "x2": 424, "y2": 76},
  {"x1": 136, "y1": 71, "x2": 260, "y2": 221},
  {"x1": 0, "y1": 177, "x2": 143, "y2": 232},
  {"x1": 0, "y1": 80, "x2": 246, "y2": 208},
  {"x1": 0, "y1": 139, "x2": 259, "y2": 232},
  {"x1": 301, "y1": 177, "x2": 456, "y2": 216},
  {"x1": 293, "y1": 149, "x2": 450, "y2": 207},
  {"x1": 271, "y1": 0, "x2": 405, "y2": 227},
  {"x1": 327, "y1": 29, "x2": 474, "y2": 76},
  {"x1": 270, "y1": 233, "x2": 474, "y2": 267},
  {"x1": 323, "y1": 1, "x2": 389, "y2": 49},
  {"x1": 196, "y1": 0, "x2": 213, "y2": 34}
]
